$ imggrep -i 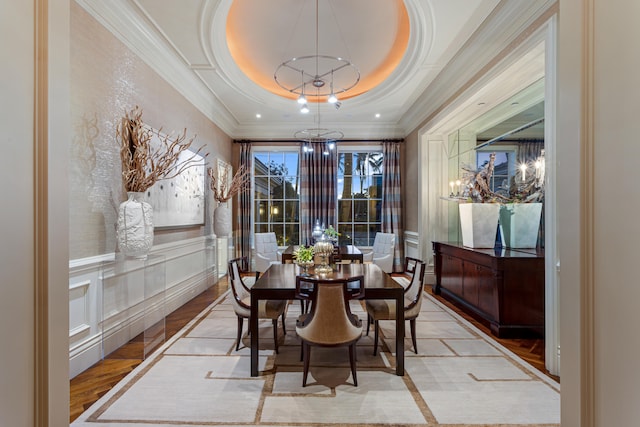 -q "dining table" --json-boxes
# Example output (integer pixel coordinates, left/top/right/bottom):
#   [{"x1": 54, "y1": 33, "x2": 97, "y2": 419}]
[
  {"x1": 280, "y1": 244, "x2": 364, "y2": 264},
  {"x1": 249, "y1": 263, "x2": 405, "y2": 377}
]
